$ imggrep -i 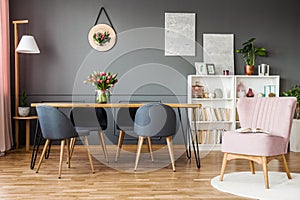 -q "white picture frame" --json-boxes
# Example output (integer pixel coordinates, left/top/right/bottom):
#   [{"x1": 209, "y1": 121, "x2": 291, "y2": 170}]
[
  {"x1": 206, "y1": 63, "x2": 215, "y2": 75},
  {"x1": 203, "y1": 33, "x2": 234, "y2": 75},
  {"x1": 195, "y1": 62, "x2": 207, "y2": 75},
  {"x1": 165, "y1": 13, "x2": 196, "y2": 56}
]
